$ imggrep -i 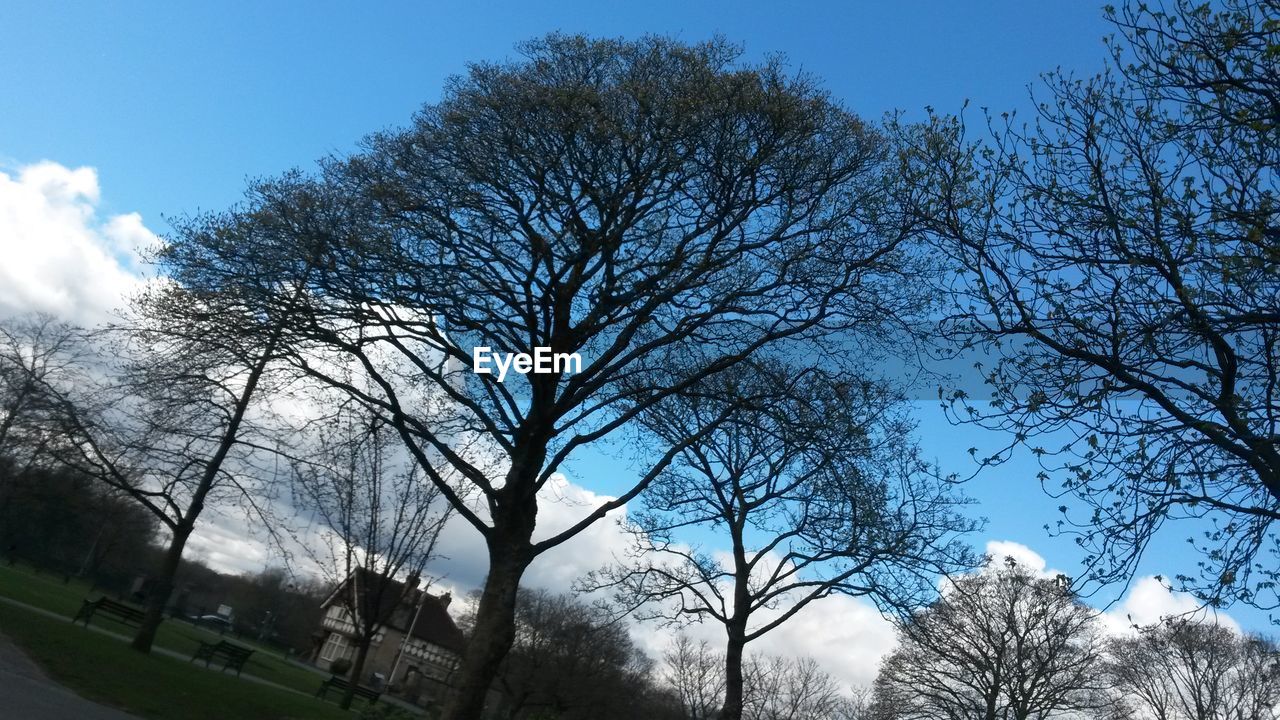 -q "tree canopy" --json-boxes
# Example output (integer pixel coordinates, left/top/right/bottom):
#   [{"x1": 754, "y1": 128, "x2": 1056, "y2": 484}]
[{"x1": 158, "y1": 33, "x2": 941, "y2": 717}]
